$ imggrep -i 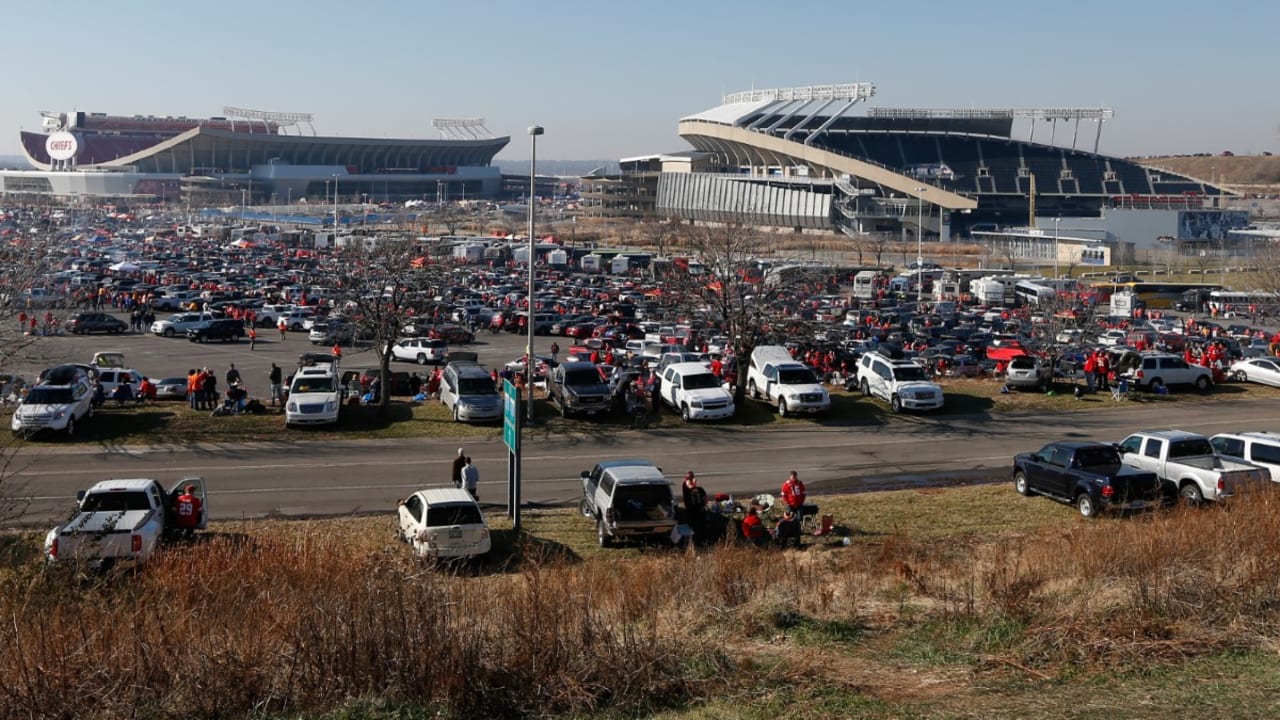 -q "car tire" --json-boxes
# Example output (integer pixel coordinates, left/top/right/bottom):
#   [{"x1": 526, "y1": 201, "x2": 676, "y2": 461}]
[
  {"x1": 681, "y1": 404, "x2": 691, "y2": 421},
  {"x1": 559, "y1": 399, "x2": 567, "y2": 418},
  {"x1": 1180, "y1": 483, "x2": 1204, "y2": 507},
  {"x1": 860, "y1": 379, "x2": 871, "y2": 397},
  {"x1": 1195, "y1": 375, "x2": 1211, "y2": 391},
  {"x1": 778, "y1": 398, "x2": 788, "y2": 417},
  {"x1": 1076, "y1": 493, "x2": 1097, "y2": 518},
  {"x1": 580, "y1": 499, "x2": 592, "y2": 518},
  {"x1": 64, "y1": 417, "x2": 75, "y2": 439},
  {"x1": 748, "y1": 381, "x2": 759, "y2": 400},
  {"x1": 86, "y1": 405, "x2": 94, "y2": 420},
  {"x1": 1014, "y1": 471, "x2": 1032, "y2": 496},
  {"x1": 163, "y1": 328, "x2": 174, "y2": 338},
  {"x1": 1148, "y1": 378, "x2": 1164, "y2": 392},
  {"x1": 417, "y1": 354, "x2": 428, "y2": 365},
  {"x1": 890, "y1": 395, "x2": 903, "y2": 413},
  {"x1": 1234, "y1": 370, "x2": 1248, "y2": 382},
  {"x1": 597, "y1": 518, "x2": 612, "y2": 548},
  {"x1": 452, "y1": 405, "x2": 460, "y2": 422}
]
